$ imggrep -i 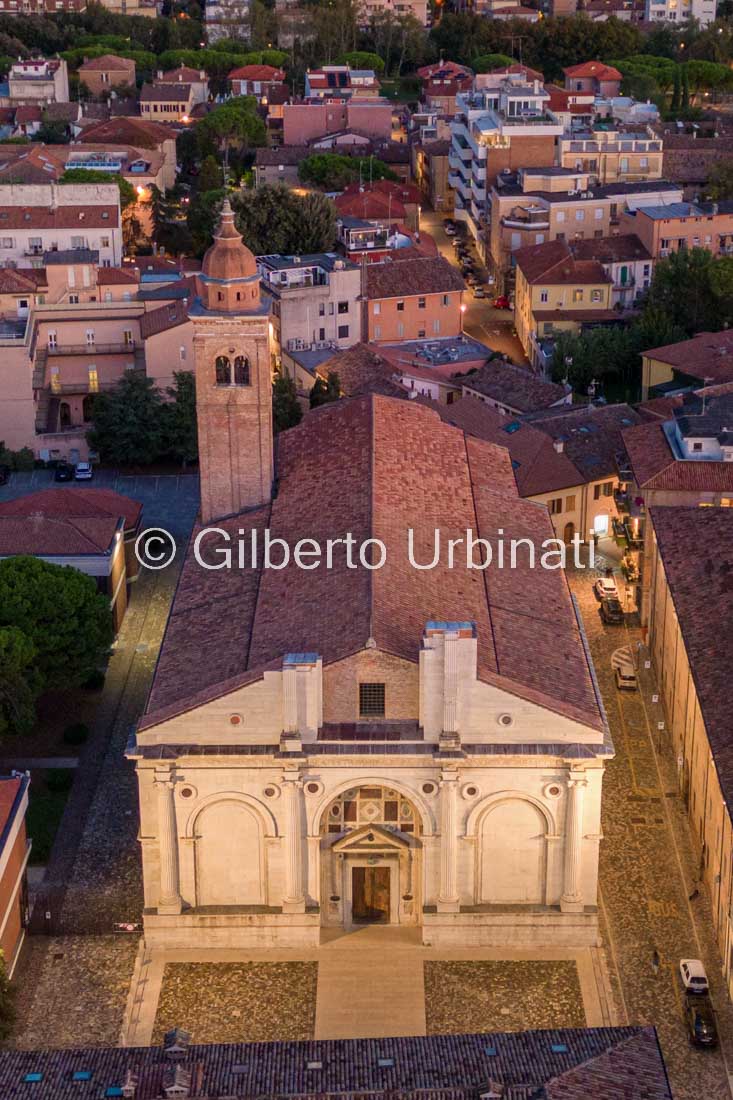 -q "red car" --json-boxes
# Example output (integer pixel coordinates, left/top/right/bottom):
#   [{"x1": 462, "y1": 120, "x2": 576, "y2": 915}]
[{"x1": 493, "y1": 295, "x2": 511, "y2": 310}]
